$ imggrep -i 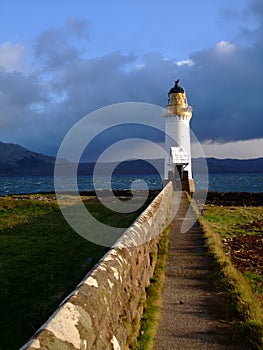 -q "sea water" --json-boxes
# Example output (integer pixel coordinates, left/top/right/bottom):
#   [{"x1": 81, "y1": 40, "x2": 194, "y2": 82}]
[{"x1": 0, "y1": 173, "x2": 262, "y2": 196}]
